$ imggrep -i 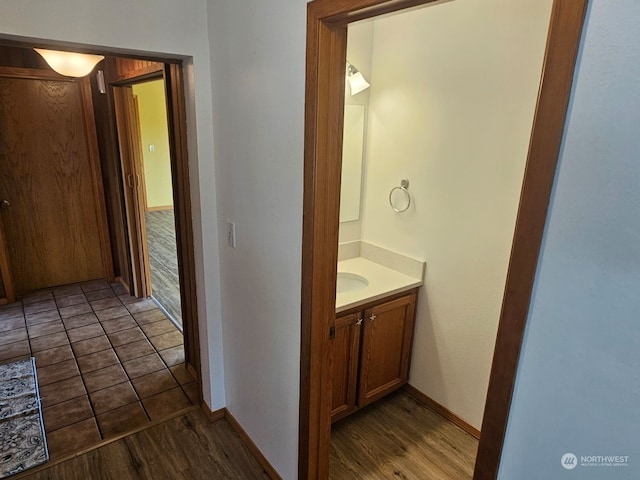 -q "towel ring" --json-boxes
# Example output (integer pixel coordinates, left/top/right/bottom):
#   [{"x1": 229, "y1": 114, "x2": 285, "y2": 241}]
[{"x1": 389, "y1": 179, "x2": 411, "y2": 213}]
